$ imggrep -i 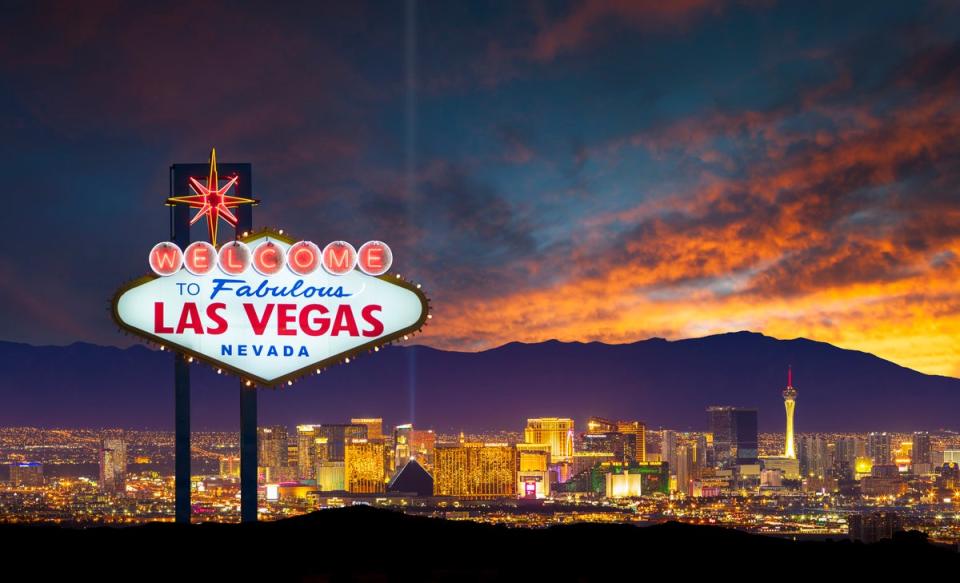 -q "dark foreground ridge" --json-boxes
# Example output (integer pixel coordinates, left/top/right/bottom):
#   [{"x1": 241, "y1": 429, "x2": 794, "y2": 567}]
[{"x1": 4, "y1": 506, "x2": 957, "y2": 579}]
